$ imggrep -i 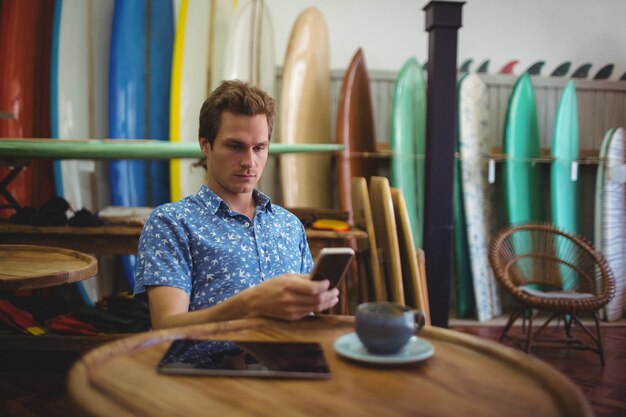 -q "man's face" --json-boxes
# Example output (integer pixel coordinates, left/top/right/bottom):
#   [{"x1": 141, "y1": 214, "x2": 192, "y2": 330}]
[{"x1": 201, "y1": 111, "x2": 269, "y2": 199}]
